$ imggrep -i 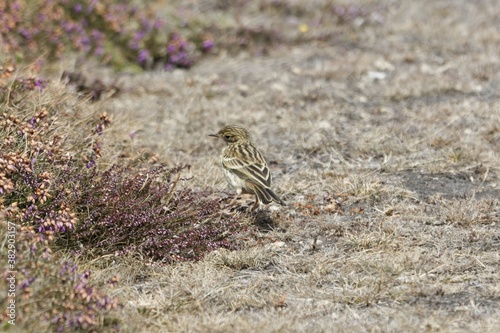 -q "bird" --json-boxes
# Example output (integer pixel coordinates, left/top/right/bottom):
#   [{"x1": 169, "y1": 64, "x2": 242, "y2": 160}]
[{"x1": 209, "y1": 125, "x2": 285, "y2": 211}]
